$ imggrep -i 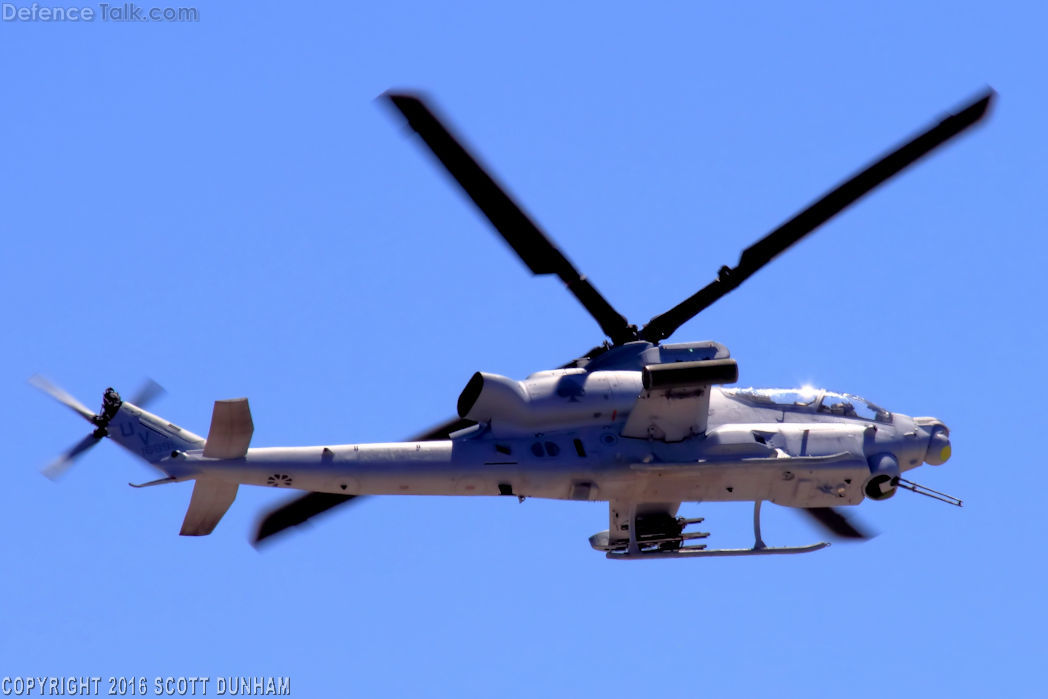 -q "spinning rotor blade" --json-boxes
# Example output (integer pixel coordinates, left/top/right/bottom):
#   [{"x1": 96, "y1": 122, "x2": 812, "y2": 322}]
[
  {"x1": 29, "y1": 374, "x2": 97, "y2": 423},
  {"x1": 128, "y1": 379, "x2": 165, "y2": 408},
  {"x1": 253, "y1": 492, "x2": 362, "y2": 546},
  {"x1": 407, "y1": 417, "x2": 476, "y2": 441},
  {"x1": 41, "y1": 432, "x2": 104, "y2": 481},
  {"x1": 33, "y1": 377, "x2": 159, "y2": 481},
  {"x1": 31, "y1": 375, "x2": 104, "y2": 480},
  {"x1": 252, "y1": 416, "x2": 475, "y2": 546},
  {"x1": 640, "y1": 89, "x2": 995, "y2": 343},
  {"x1": 385, "y1": 92, "x2": 637, "y2": 345},
  {"x1": 801, "y1": 507, "x2": 873, "y2": 540}
]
